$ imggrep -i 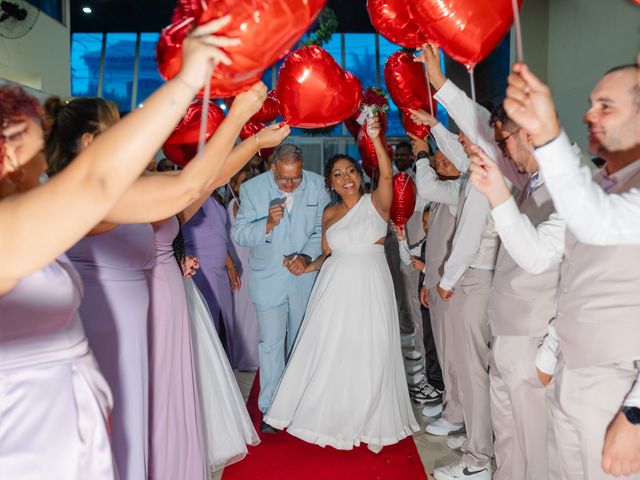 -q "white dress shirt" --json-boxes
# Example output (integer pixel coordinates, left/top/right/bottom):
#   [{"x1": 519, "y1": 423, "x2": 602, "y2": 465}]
[
  {"x1": 431, "y1": 122, "x2": 470, "y2": 172},
  {"x1": 535, "y1": 131, "x2": 640, "y2": 245},
  {"x1": 415, "y1": 159, "x2": 461, "y2": 215},
  {"x1": 433, "y1": 80, "x2": 528, "y2": 291}
]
